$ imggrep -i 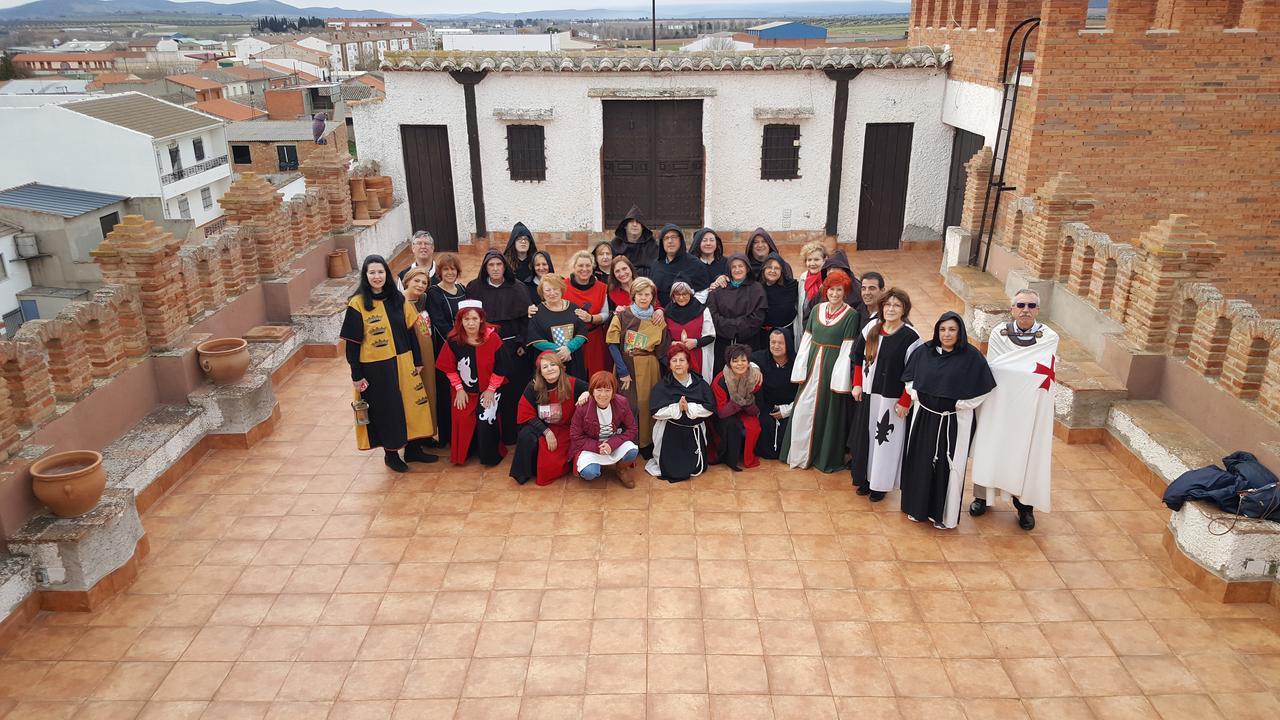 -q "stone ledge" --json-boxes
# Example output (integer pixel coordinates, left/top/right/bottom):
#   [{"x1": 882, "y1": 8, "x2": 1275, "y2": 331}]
[
  {"x1": 8, "y1": 488, "x2": 144, "y2": 595},
  {"x1": 1105, "y1": 400, "x2": 1223, "y2": 497}
]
